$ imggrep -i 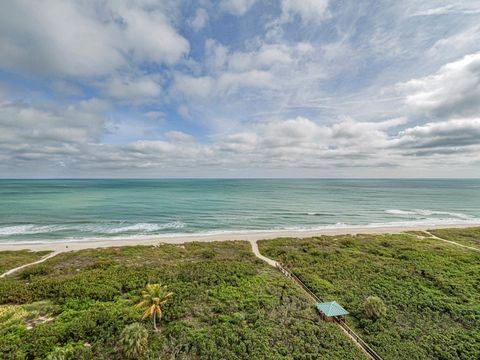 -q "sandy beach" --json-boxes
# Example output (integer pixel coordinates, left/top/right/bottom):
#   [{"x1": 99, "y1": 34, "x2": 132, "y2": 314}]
[{"x1": 1, "y1": 223, "x2": 478, "y2": 253}]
